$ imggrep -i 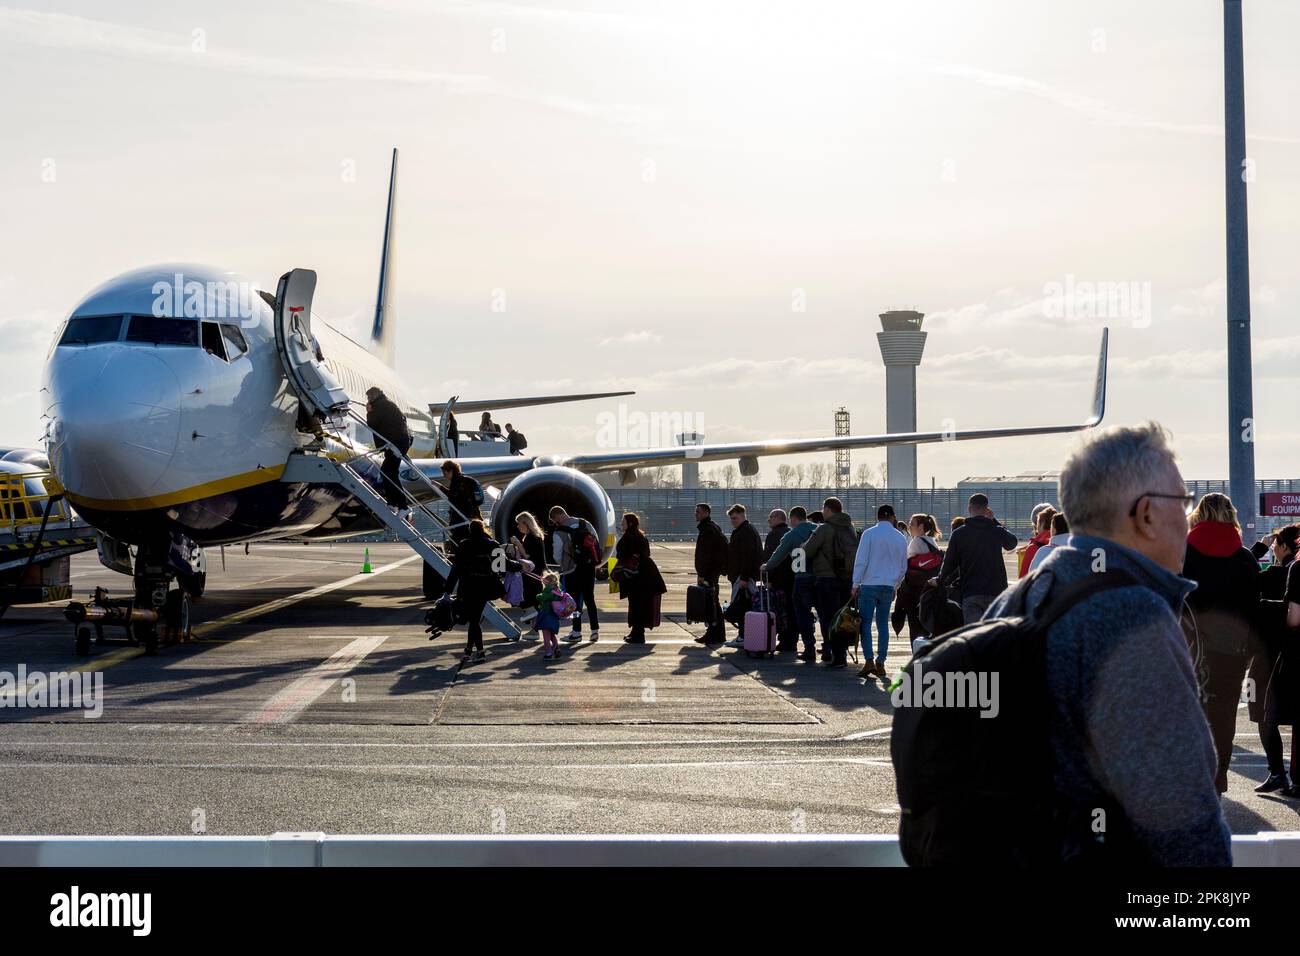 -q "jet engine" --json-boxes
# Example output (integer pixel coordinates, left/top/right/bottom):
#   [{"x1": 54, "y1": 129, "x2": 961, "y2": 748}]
[{"x1": 491, "y1": 466, "x2": 616, "y2": 559}]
